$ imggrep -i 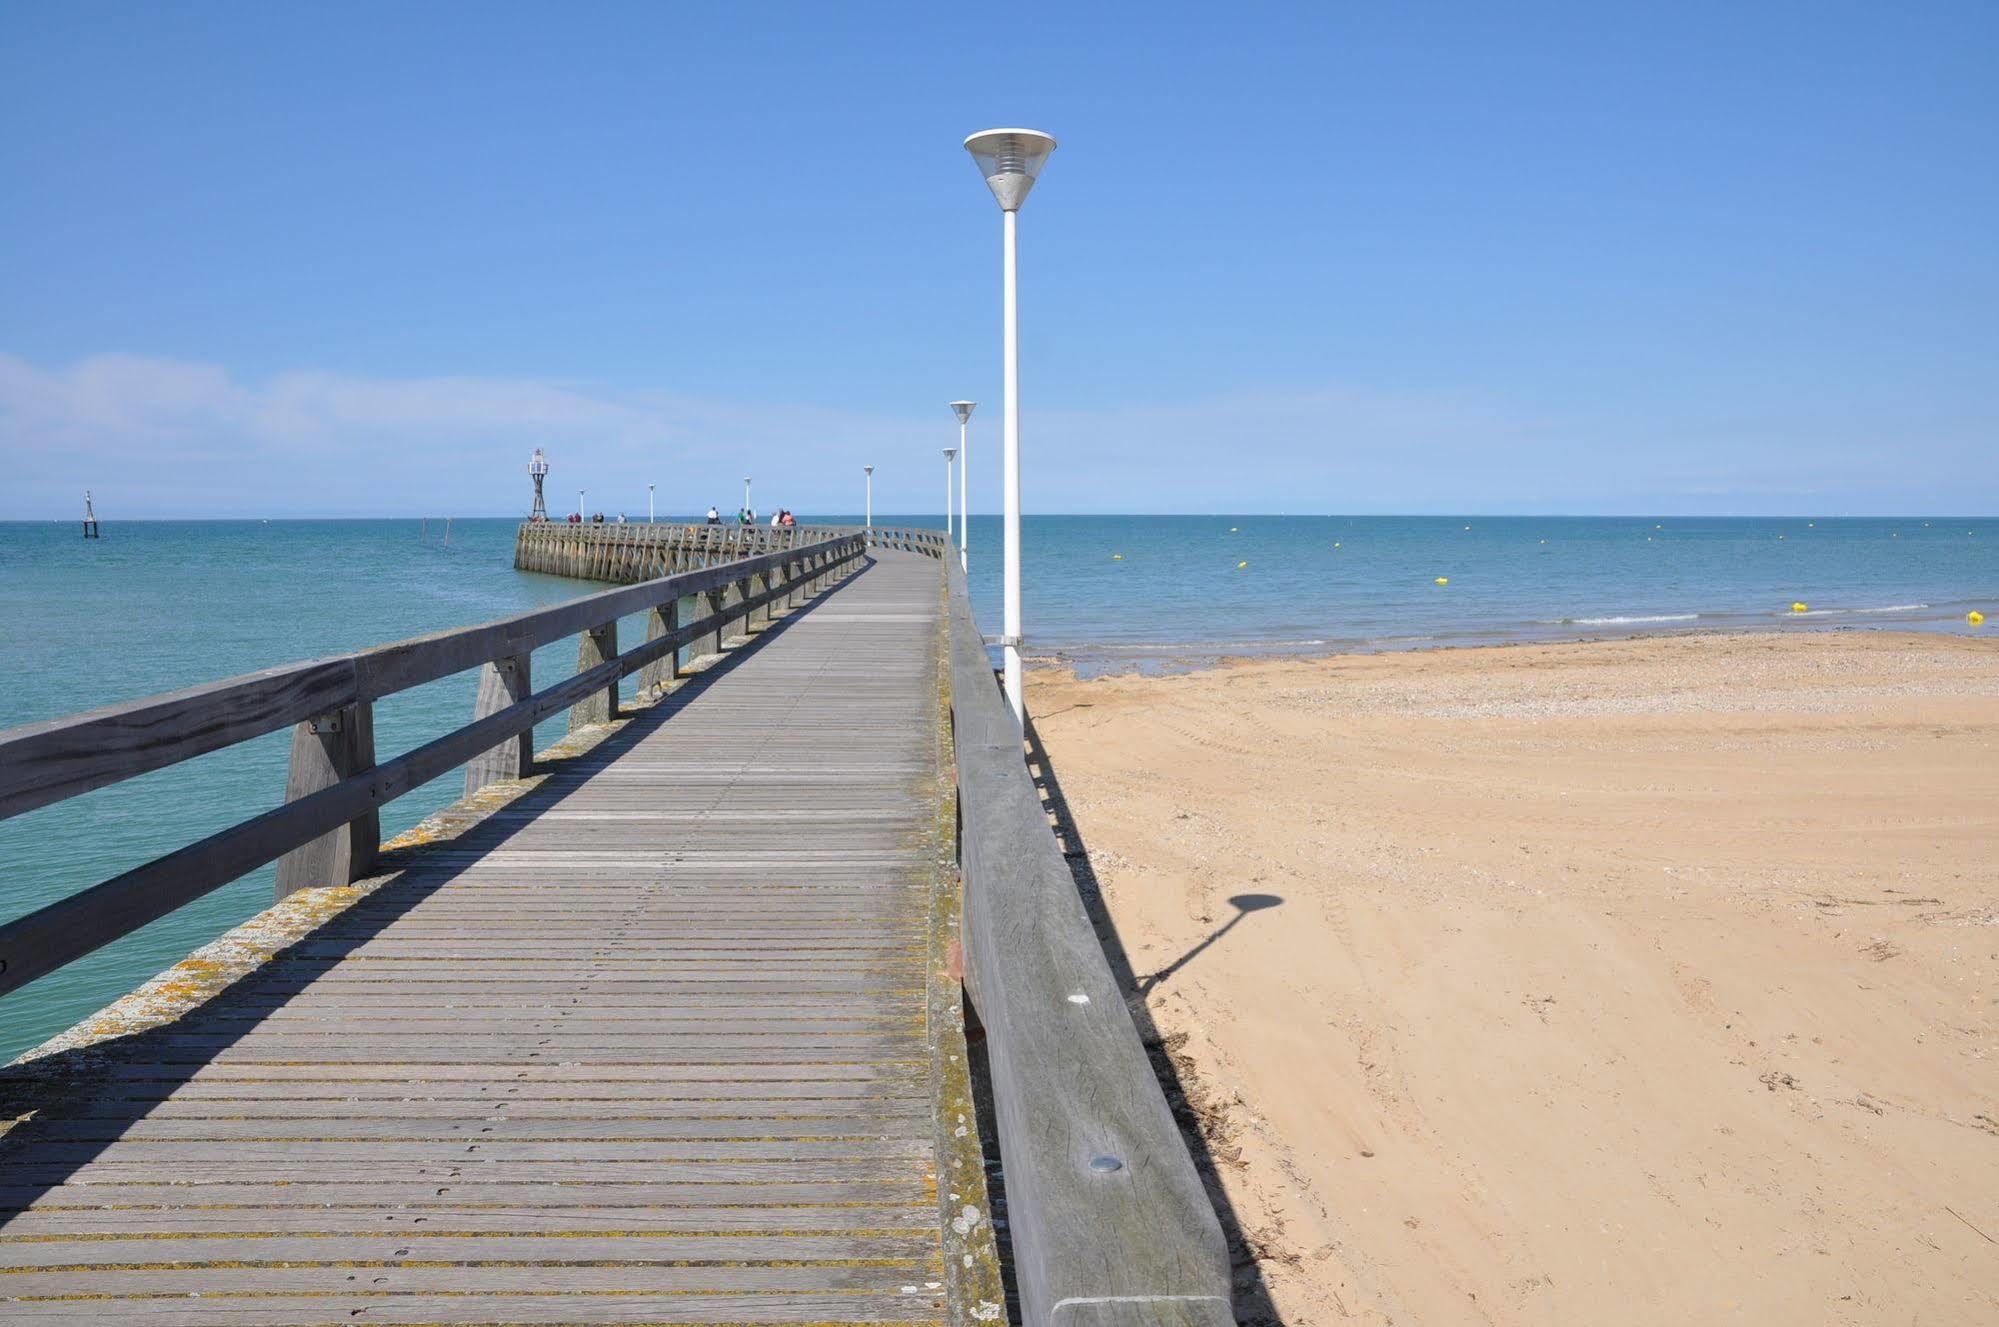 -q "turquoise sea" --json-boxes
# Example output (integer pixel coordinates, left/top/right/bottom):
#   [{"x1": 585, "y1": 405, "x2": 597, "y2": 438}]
[{"x1": 2, "y1": 513, "x2": 1995, "y2": 1059}]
